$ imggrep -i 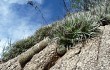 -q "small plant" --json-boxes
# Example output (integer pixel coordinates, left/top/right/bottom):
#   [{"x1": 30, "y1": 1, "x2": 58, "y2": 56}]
[{"x1": 2, "y1": 36, "x2": 36, "y2": 61}]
